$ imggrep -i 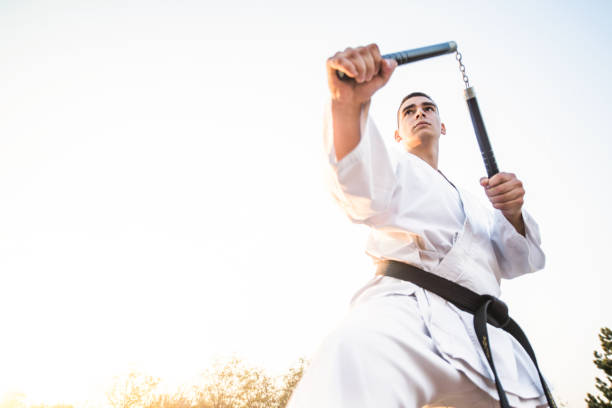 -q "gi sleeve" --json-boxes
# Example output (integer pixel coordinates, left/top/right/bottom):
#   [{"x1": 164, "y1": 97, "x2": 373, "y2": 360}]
[
  {"x1": 491, "y1": 208, "x2": 546, "y2": 279},
  {"x1": 323, "y1": 101, "x2": 397, "y2": 224}
]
